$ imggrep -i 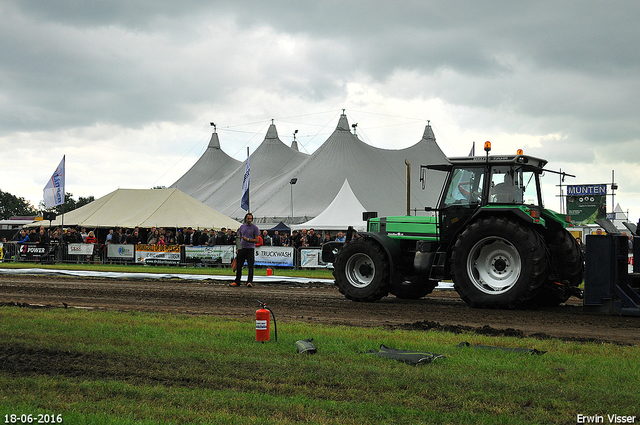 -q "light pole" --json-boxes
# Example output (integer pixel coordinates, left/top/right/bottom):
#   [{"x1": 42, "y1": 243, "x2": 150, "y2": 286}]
[{"x1": 290, "y1": 178, "x2": 298, "y2": 223}]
